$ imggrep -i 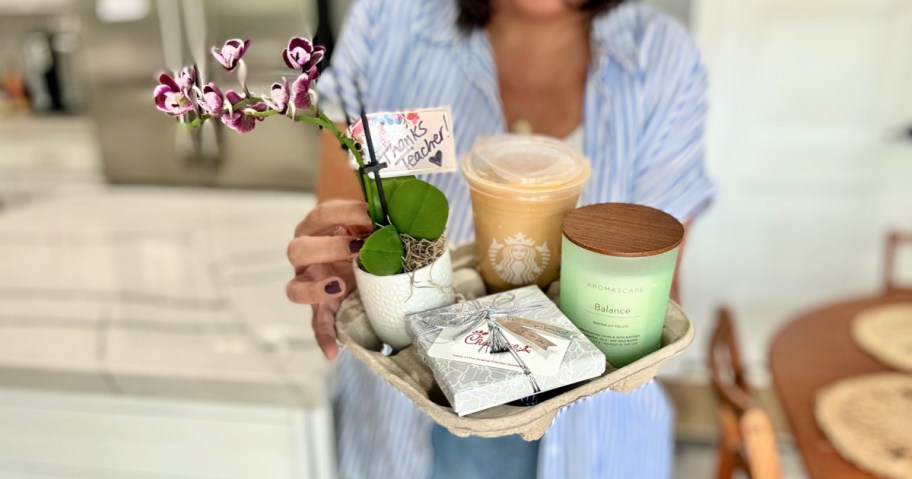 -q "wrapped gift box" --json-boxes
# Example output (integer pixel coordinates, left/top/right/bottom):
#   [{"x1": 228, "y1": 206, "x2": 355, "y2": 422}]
[{"x1": 405, "y1": 285, "x2": 606, "y2": 416}]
